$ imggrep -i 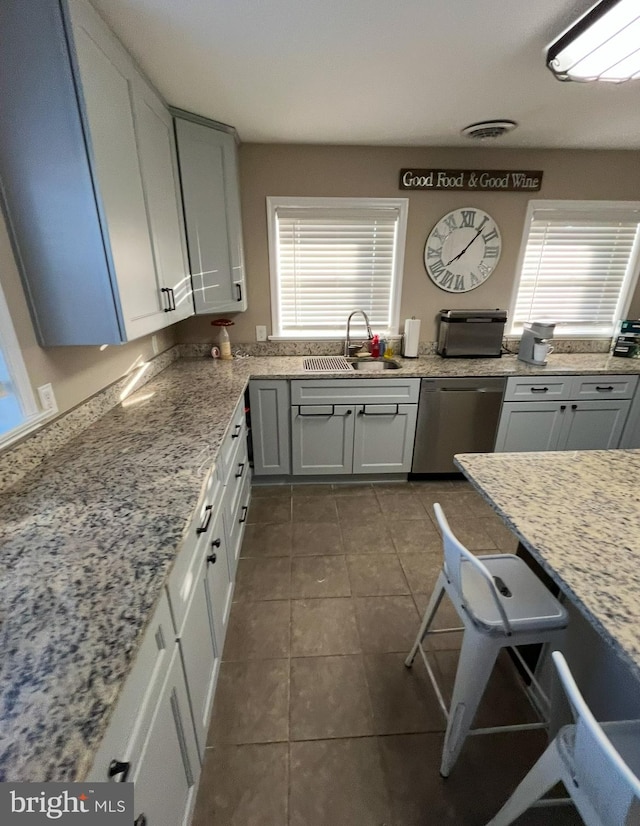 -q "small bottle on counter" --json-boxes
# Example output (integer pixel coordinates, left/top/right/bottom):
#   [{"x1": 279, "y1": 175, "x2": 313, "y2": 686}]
[{"x1": 370, "y1": 334, "x2": 380, "y2": 358}]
